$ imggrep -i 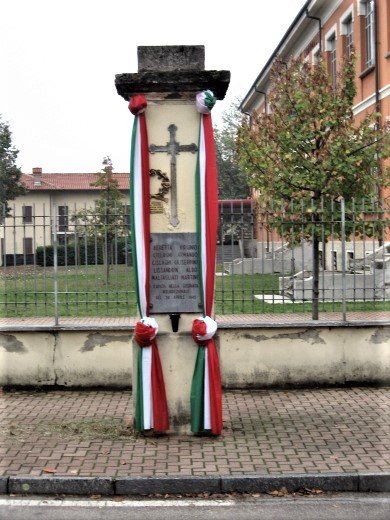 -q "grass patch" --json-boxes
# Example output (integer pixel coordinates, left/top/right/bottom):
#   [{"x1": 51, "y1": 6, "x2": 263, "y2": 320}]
[
  {"x1": 6, "y1": 418, "x2": 135, "y2": 441},
  {"x1": 1, "y1": 265, "x2": 388, "y2": 317}
]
